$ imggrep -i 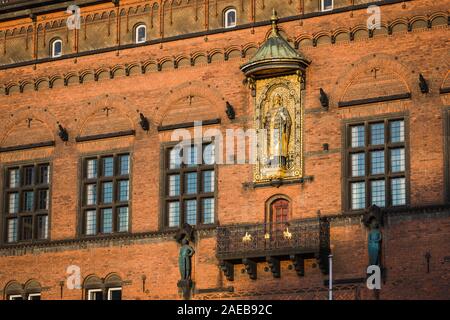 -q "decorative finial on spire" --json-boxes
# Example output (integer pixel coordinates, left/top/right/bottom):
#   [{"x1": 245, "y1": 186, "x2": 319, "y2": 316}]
[{"x1": 270, "y1": 9, "x2": 279, "y2": 37}]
